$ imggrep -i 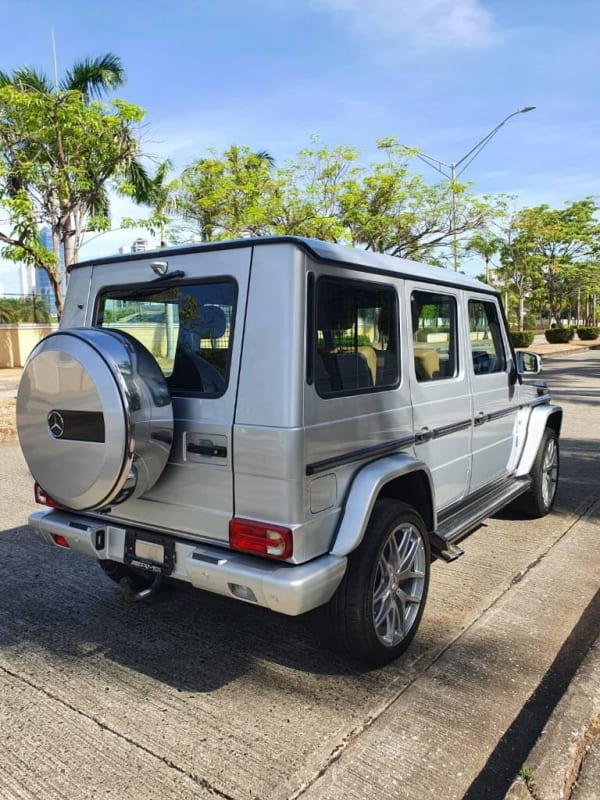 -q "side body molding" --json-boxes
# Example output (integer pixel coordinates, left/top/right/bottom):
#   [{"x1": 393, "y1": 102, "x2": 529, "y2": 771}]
[
  {"x1": 330, "y1": 454, "x2": 435, "y2": 557},
  {"x1": 515, "y1": 404, "x2": 563, "y2": 477}
]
